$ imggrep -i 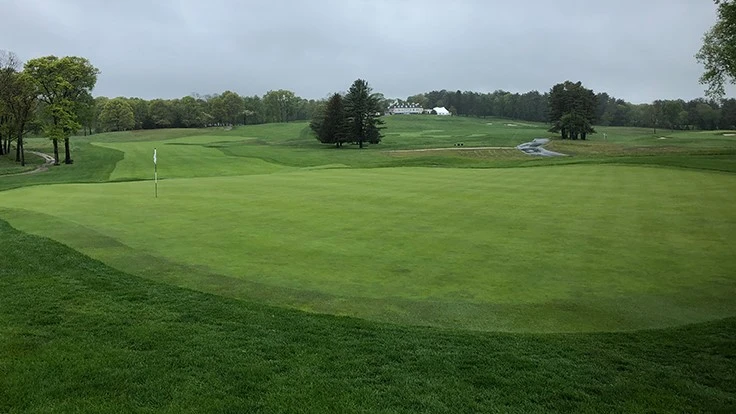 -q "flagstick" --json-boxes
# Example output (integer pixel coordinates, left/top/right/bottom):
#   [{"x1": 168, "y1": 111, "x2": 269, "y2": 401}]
[{"x1": 154, "y1": 148, "x2": 158, "y2": 198}]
